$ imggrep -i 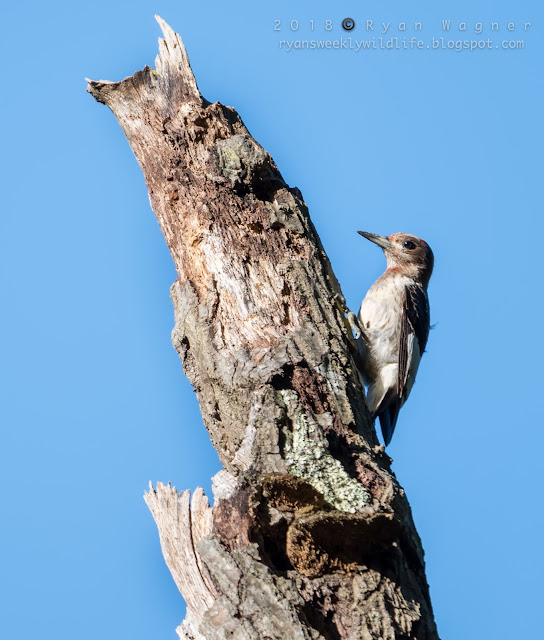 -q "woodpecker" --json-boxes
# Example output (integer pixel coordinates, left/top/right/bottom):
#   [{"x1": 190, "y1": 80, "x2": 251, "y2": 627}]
[{"x1": 357, "y1": 232, "x2": 433, "y2": 446}]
